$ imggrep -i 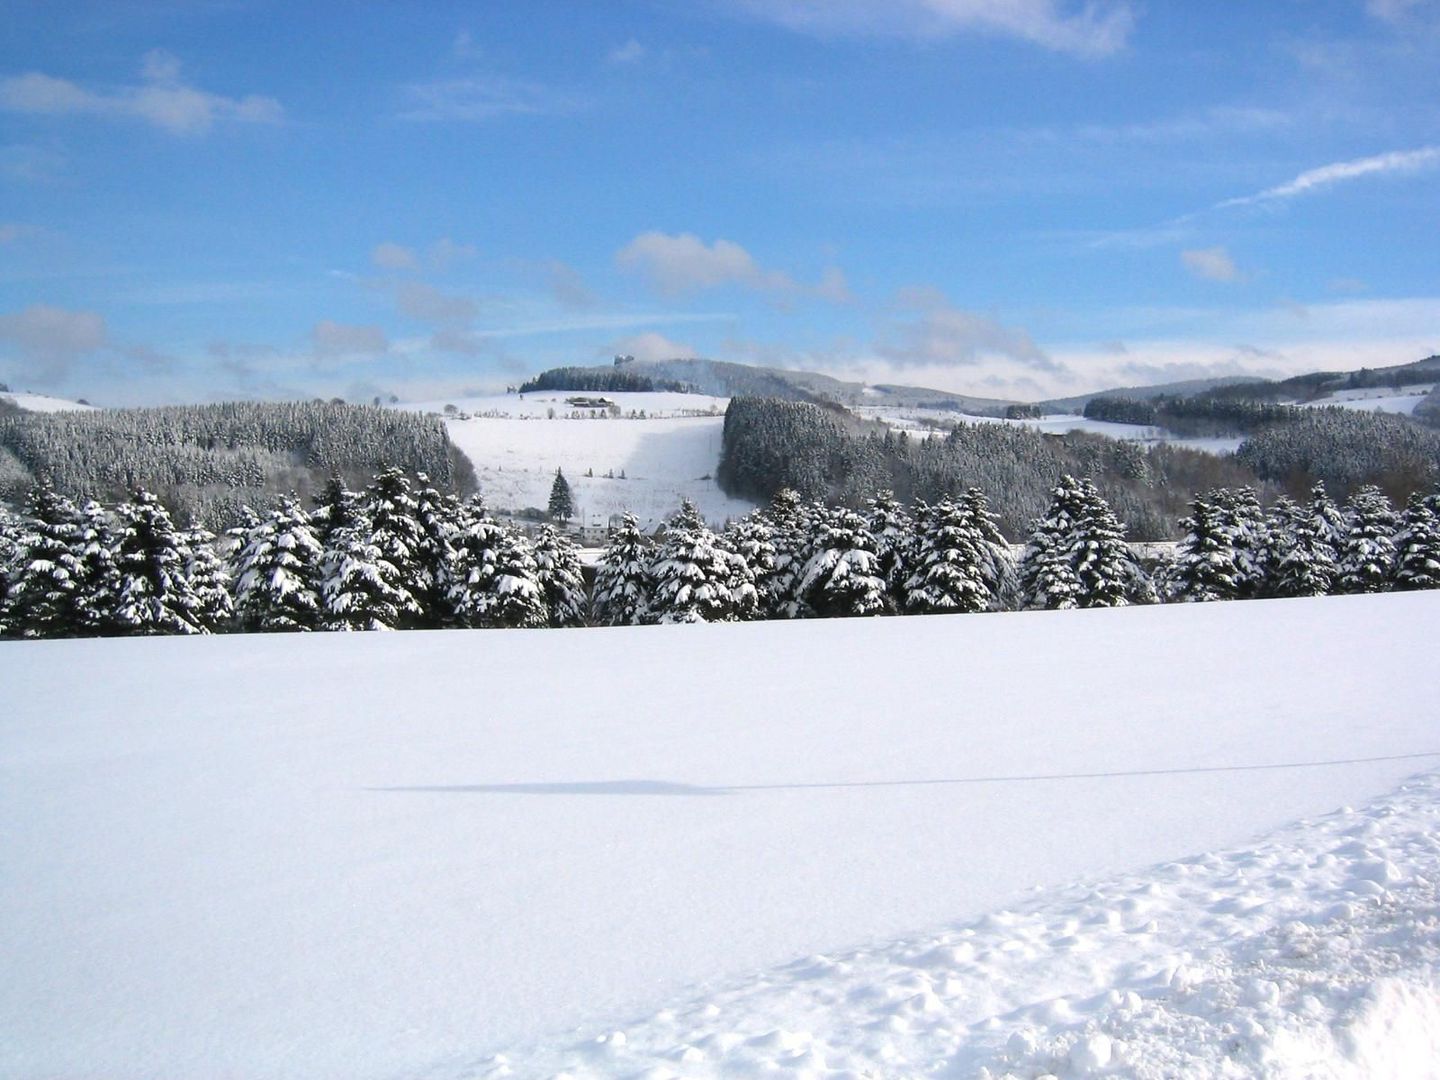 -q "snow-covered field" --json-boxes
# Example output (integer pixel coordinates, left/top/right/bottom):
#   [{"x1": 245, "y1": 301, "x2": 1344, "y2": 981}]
[
  {"x1": 406, "y1": 392, "x2": 754, "y2": 529},
  {"x1": 1300, "y1": 385, "x2": 1434, "y2": 416},
  {"x1": 3, "y1": 593, "x2": 1440, "y2": 1078},
  {"x1": 0, "y1": 390, "x2": 95, "y2": 412}
]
